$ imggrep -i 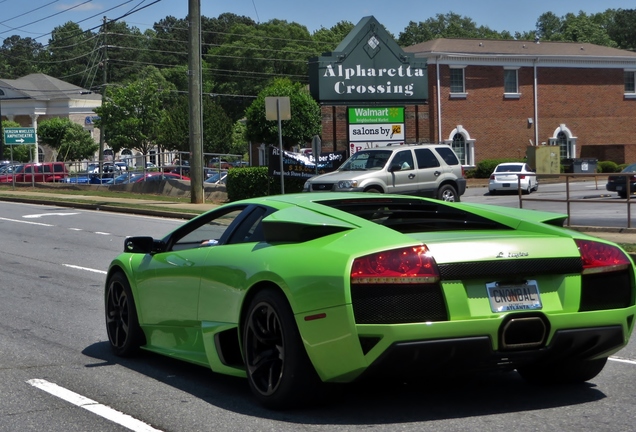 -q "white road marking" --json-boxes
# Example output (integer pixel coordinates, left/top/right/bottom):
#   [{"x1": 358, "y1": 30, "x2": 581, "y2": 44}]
[
  {"x1": 63, "y1": 264, "x2": 107, "y2": 275},
  {"x1": 23, "y1": 212, "x2": 79, "y2": 218},
  {"x1": 0, "y1": 216, "x2": 52, "y2": 226},
  {"x1": 95, "y1": 232, "x2": 111, "y2": 235},
  {"x1": 609, "y1": 356, "x2": 636, "y2": 365},
  {"x1": 27, "y1": 379, "x2": 163, "y2": 432}
]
